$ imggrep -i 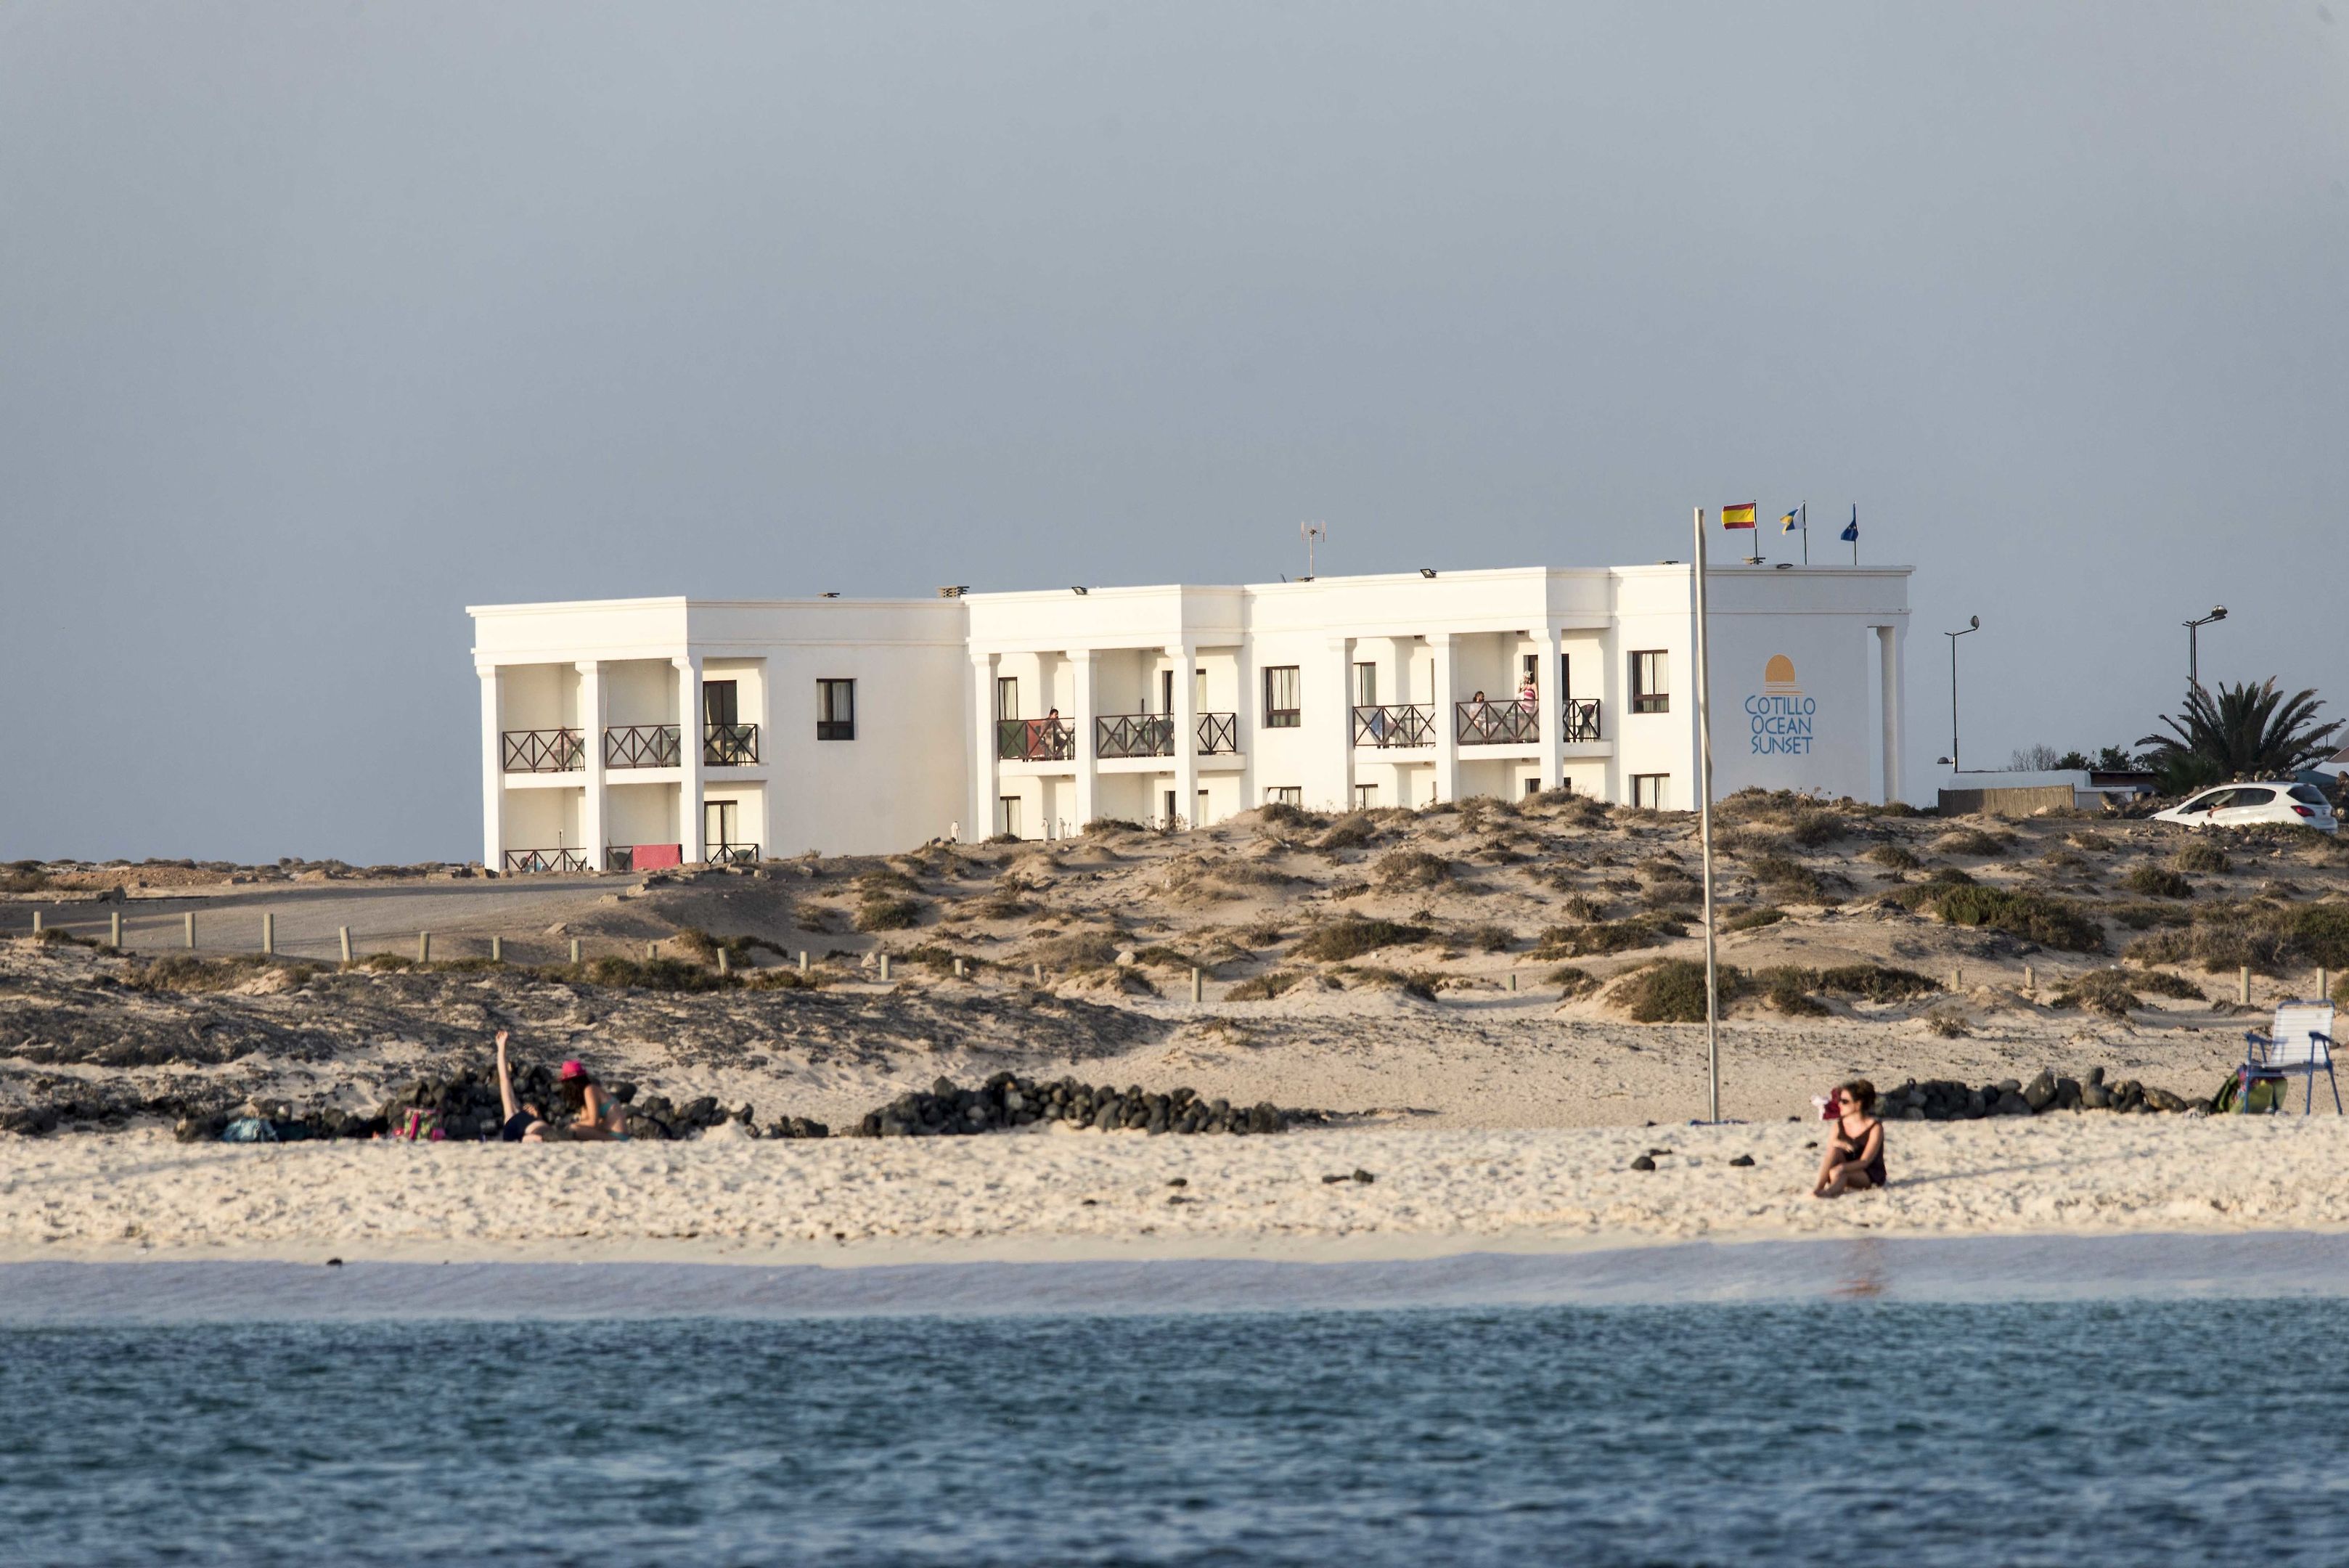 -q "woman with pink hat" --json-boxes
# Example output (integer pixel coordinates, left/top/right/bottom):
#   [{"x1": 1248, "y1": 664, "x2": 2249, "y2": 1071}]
[{"x1": 557, "y1": 1058, "x2": 626, "y2": 1140}]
